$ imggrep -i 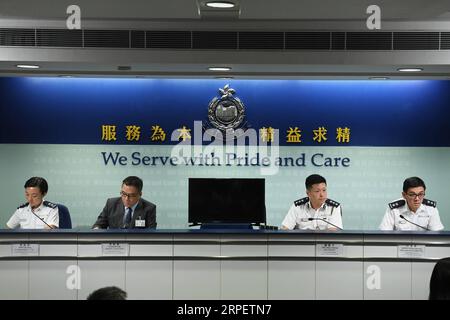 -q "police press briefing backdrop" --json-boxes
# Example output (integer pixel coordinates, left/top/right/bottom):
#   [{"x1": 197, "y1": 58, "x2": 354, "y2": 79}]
[{"x1": 0, "y1": 77, "x2": 450, "y2": 229}]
